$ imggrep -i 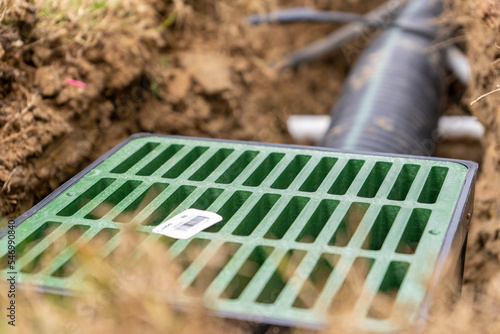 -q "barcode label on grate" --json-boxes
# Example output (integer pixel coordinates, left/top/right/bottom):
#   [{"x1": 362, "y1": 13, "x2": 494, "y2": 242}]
[
  {"x1": 152, "y1": 208, "x2": 223, "y2": 239},
  {"x1": 176, "y1": 216, "x2": 209, "y2": 231}
]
